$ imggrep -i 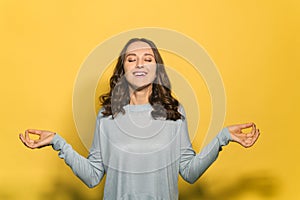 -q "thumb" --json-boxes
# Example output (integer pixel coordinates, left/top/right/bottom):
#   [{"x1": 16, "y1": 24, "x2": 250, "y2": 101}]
[{"x1": 237, "y1": 122, "x2": 254, "y2": 130}]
